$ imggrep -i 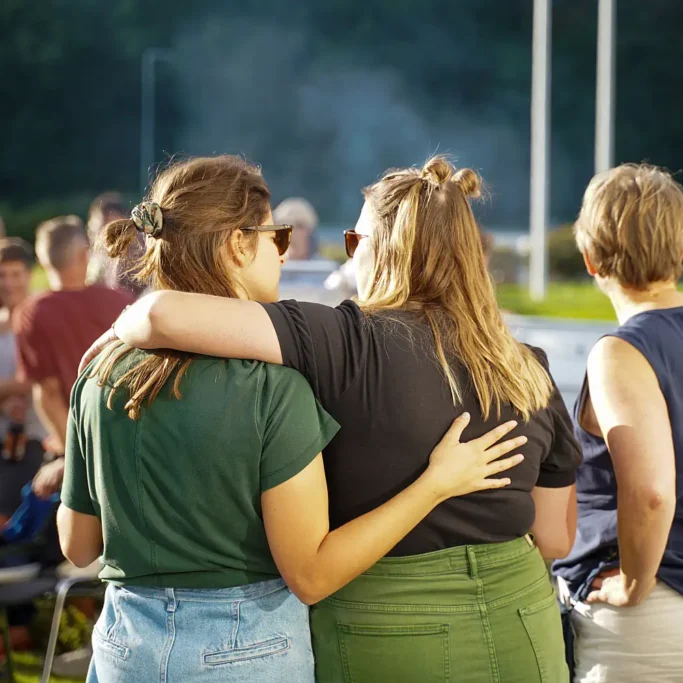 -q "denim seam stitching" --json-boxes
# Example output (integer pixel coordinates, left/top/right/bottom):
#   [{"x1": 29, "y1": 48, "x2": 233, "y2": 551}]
[
  {"x1": 476, "y1": 577, "x2": 501, "y2": 683},
  {"x1": 321, "y1": 598, "x2": 479, "y2": 614},
  {"x1": 159, "y1": 592, "x2": 176, "y2": 683},
  {"x1": 233, "y1": 600, "x2": 241, "y2": 649},
  {"x1": 203, "y1": 636, "x2": 290, "y2": 665},
  {"x1": 519, "y1": 603, "x2": 550, "y2": 682},
  {"x1": 106, "y1": 587, "x2": 123, "y2": 643}
]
